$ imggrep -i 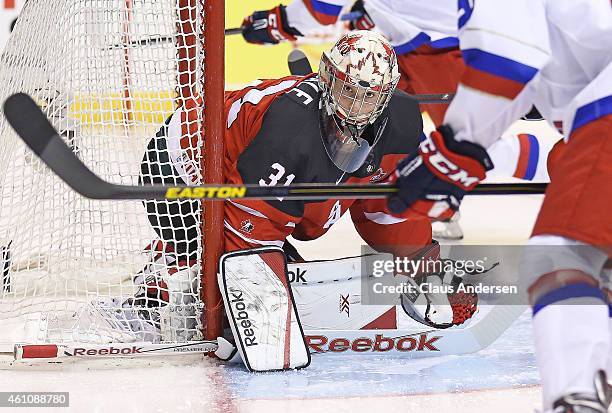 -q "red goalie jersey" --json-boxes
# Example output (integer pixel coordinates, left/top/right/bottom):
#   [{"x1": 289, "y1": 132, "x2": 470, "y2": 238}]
[{"x1": 142, "y1": 75, "x2": 431, "y2": 260}]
